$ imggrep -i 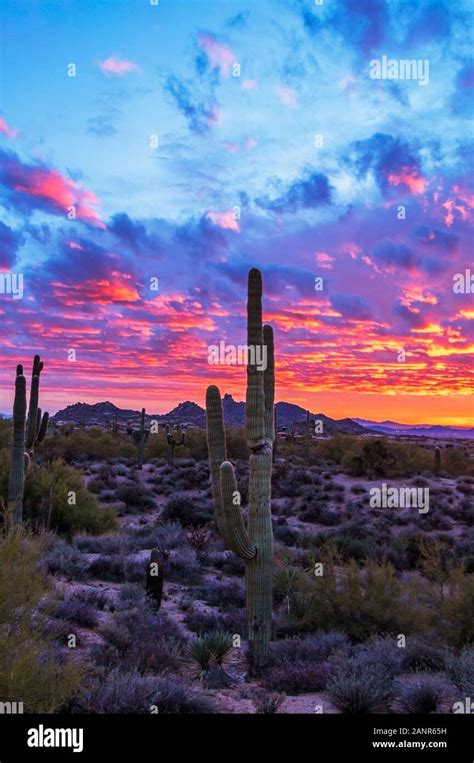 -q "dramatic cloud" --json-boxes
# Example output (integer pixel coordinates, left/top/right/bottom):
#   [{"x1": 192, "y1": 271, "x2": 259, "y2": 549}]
[
  {"x1": 348, "y1": 133, "x2": 426, "y2": 198},
  {"x1": 257, "y1": 170, "x2": 332, "y2": 213},
  {"x1": 0, "y1": 150, "x2": 104, "y2": 226}
]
